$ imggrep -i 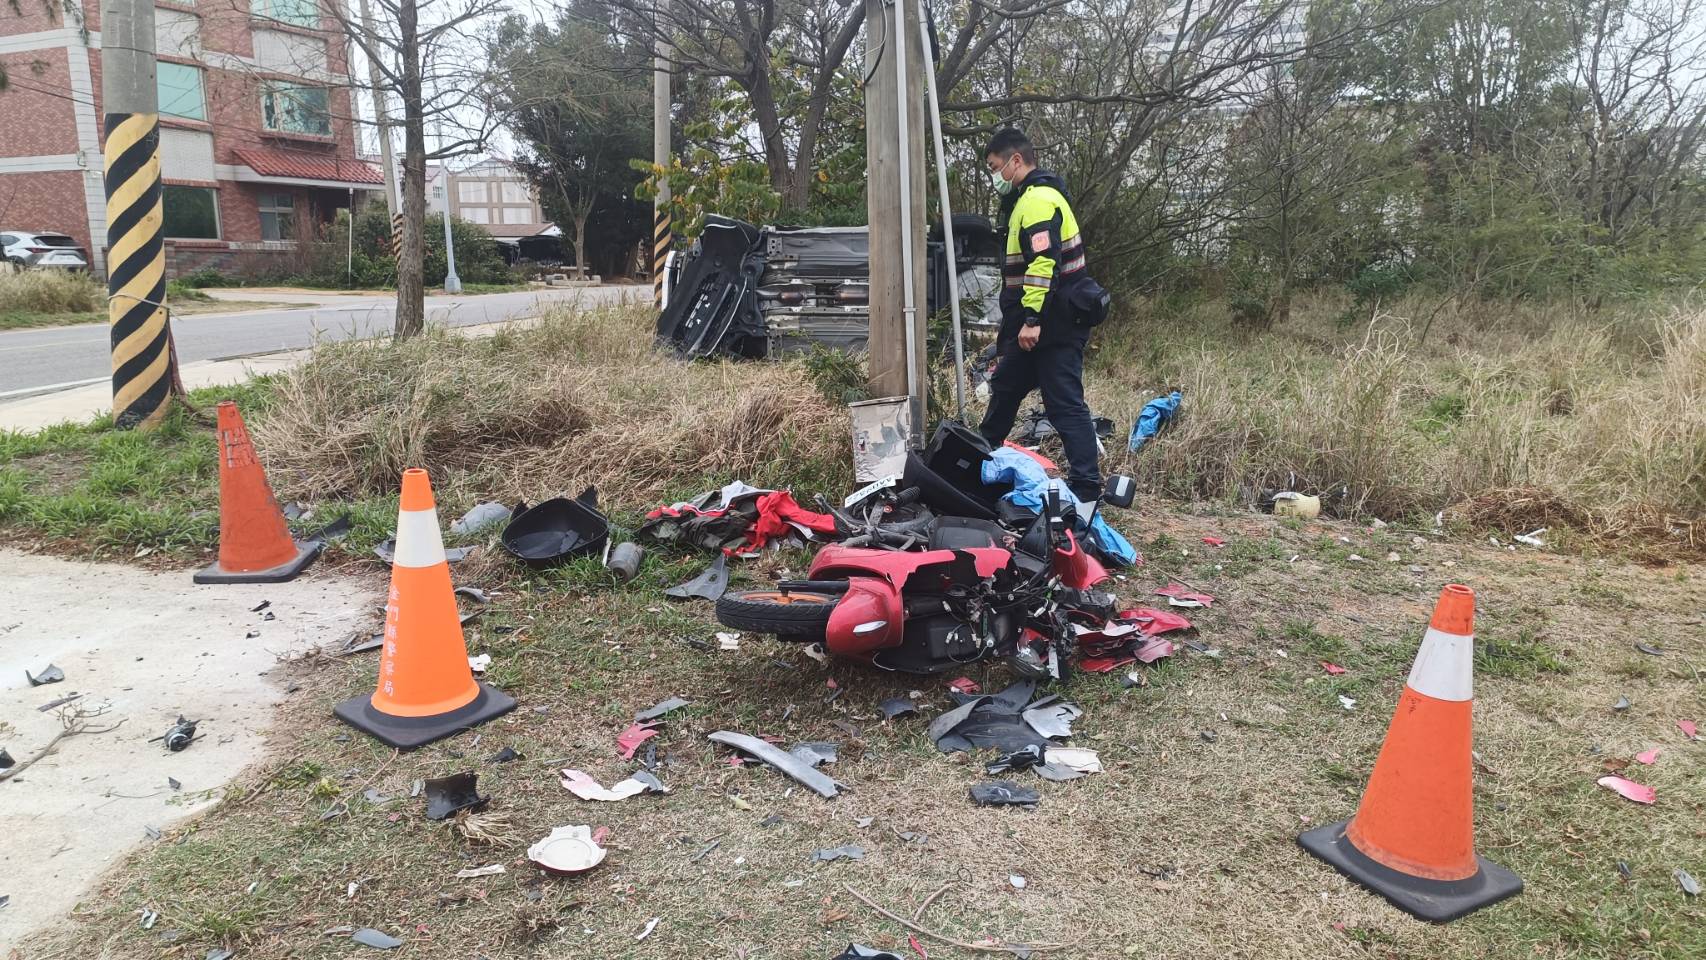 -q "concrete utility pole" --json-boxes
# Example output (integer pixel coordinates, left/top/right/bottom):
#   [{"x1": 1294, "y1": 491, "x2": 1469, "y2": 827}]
[
  {"x1": 652, "y1": 0, "x2": 672, "y2": 309},
  {"x1": 437, "y1": 125, "x2": 461, "y2": 294},
  {"x1": 863, "y1": 0, "x2": 928, "y2": 436},
  {"x1": 100, "y1": 0, "x2": 183, "y2": 430},
  {"x1": 358, "y1": 0, "x2": 400, "y2": 218}
]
